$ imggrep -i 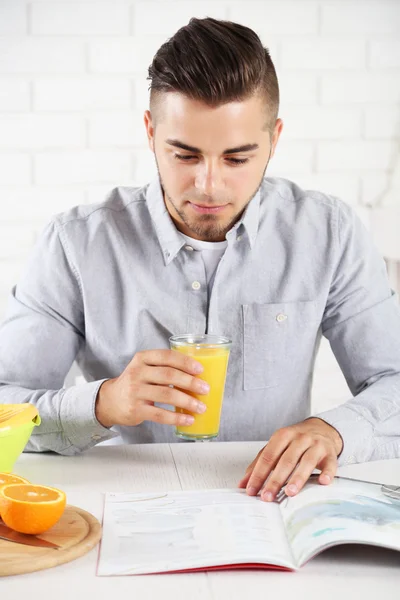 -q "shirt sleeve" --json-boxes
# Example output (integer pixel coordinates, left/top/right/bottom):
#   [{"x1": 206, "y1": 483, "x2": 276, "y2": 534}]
[
  {"x1": 0, "y1": 219, "x2": 118, "y2": 454},
  {"x1": 315, "y1": 201, "x2": 400, "y2": 466}
]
